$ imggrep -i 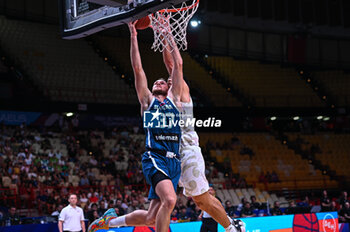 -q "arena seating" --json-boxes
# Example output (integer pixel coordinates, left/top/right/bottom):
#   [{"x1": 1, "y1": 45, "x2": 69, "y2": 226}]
[
  {"x1": 215, "y1": 187, "x2": 288, "y2": 207},
  {"x1": 0, "y1": 16, "x2": 331, "y2": 108},
  {"x1": 314, "y1": 70, "x2": 350, "y2": 106},
  {"x1": 21, "y1": 130, "x2": 341, "y2": 193},
  {"x1": 88, "y1": 132, "x2": 286, "y2": 206},
  {"x1": 205, "y1": 56, "x2": 324, "y2": 107},
  {"x1": 200, "y1": 133, "x2": 339, "y2": 191},
  {"x1": 93, "y1": 36, "x2": 242, "y2": 107},
  {"x1": 0, "y1": 16, "x2": 137, "y2": 104},
  {"x1": 1, "y1": 123, "x2": 347, "y2": 222},
  {"x1": 1, "y1": 124, "x2": 289, "y2": 218},
  {"x1": 92, "y1": 36, "x2": 167, "y2": 83},
  {"x1": 0, "y1": 18, "x2": 347, "y2": 109},
  {"x1": 287, "y1": 133, "x2": 350, "y2": 179}
]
